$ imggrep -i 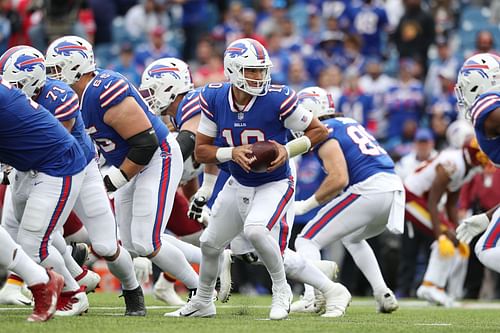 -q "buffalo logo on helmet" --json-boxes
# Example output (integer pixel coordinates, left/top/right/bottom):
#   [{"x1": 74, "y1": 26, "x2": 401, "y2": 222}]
[
  {"x1": 54, "y1": 41, "x2": 89, "y2": 59},
  {"x1": 14, "y1": 54, "x2": 45, "y2": 72},
  {"x1": 298, "y1": 92, "x2": 321, "y2": 104},
  {"x1": 461, "y1": 59, "x2": 490, "y2": 79},
  {"x1": 148, "y1": 65, "x2": 181, "y2": 79},
  {"x1": 225, "y1": 42, "x2": 248, "y2": 58}
]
